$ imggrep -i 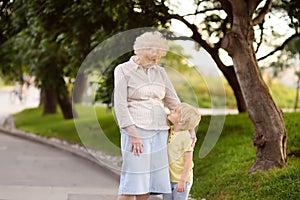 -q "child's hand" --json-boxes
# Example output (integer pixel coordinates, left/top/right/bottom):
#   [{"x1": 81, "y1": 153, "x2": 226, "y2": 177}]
[{"x1": 176, "y1": 181, "x2": 186, "y2": 192}]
